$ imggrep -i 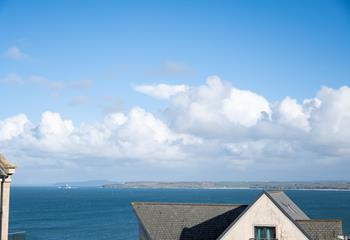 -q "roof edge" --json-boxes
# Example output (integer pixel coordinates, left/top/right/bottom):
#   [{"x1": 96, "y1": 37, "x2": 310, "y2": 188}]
[
  {"x1": 0, "y1": 154, "x2": 16, "y2": 175},
  {"x1": 130, "y1": 202, "x2": 154, "y2": 240},
  {"x1": 217, "y1": 191, "x2": 266, "y2": 239},
  {"x1": 264, "y1": 191, "x2": 313, "y2": 240},
  {"x1": 217, "y1": 191, "x2": 314, "y2": 240},
  {"x1": 131, "y1": 201, "x2": 246, "y2": 207},
  {"x1": 296, "y1": 219, "x2": 342, "y2": 222}
]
